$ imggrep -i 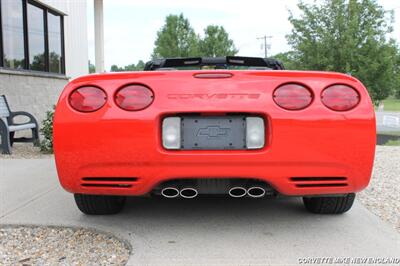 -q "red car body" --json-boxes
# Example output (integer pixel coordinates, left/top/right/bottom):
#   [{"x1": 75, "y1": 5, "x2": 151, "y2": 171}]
[{"x1": 54, "y1": 69, "x2": 376, "y2": 199}]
